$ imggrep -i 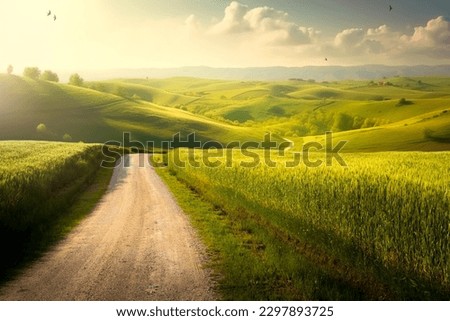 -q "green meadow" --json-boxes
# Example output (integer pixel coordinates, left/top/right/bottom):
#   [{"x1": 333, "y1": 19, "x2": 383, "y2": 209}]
[{"x1": 0, "y1": 73, "x2": 449, "y2": 299}]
